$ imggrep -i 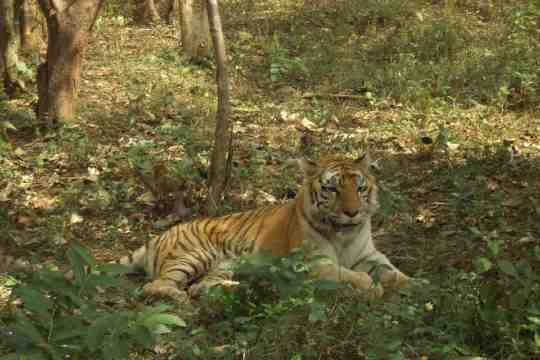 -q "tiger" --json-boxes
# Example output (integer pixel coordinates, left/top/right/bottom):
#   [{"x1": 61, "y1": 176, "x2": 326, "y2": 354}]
[{"x1": 118, "y1": 153, "x2": 411, "y2": 301}]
